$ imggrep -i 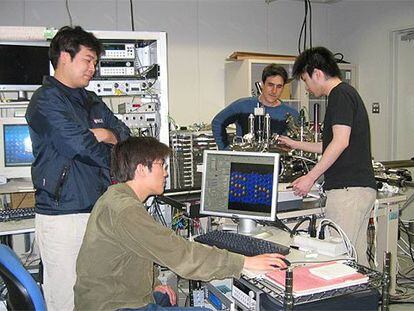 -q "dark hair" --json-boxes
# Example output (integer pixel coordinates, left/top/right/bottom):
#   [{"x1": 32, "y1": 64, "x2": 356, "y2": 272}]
[
  {"x1": 111, "y1": 137, "x2": 171, "y2": 183},
  {"x1": 262, "y1": 64, "x2": 288, "y2": 84},
  {"x1": 292, "y1": 46, "x2": 341, "y2": 80},
  {"x1": 49, "y1": 26, "x2": 103, "y2": 69}
]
